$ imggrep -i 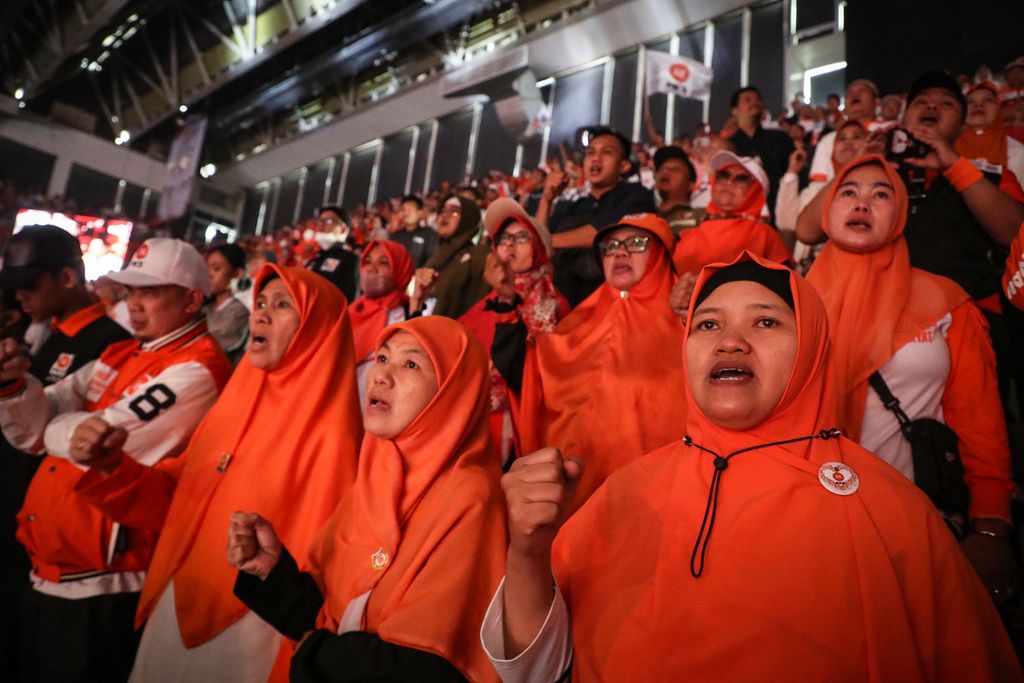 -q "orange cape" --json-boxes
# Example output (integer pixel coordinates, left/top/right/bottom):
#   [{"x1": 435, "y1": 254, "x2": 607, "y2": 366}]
[
  {"x1": 673, "y1": 164, "x2": 791, "y2": 275},
  {"x1": 307, "y1": 317, "x2": 506, "y2": 683},
  {"x1": 806, "y1": 154, "x2": 968, "y2": 440},
  {"x1": 120, "y1": 264, "x2": 363, "y2": 646},
  {"x1": 551, "y1": 253, "x2": 1019, "y2": 681},
  {"x1": 516, "y1": 217, "x2": 687, "y2": 510},
  {"x1": 349, "y1": 240, "x2": 415, "y2": 362}
]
